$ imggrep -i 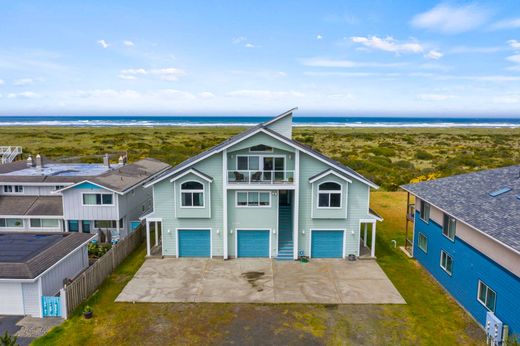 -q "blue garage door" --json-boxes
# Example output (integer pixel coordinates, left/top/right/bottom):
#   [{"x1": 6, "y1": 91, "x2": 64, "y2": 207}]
[
  {"x1": 311, "y1": 230, "x2": 344, "y2": 258},
  {"x1": 237, "y1": 230, "x2": 270, "y2": 258},
  {"x1": 178, "y1": 229, "x2": 211, "y2": 257}
]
